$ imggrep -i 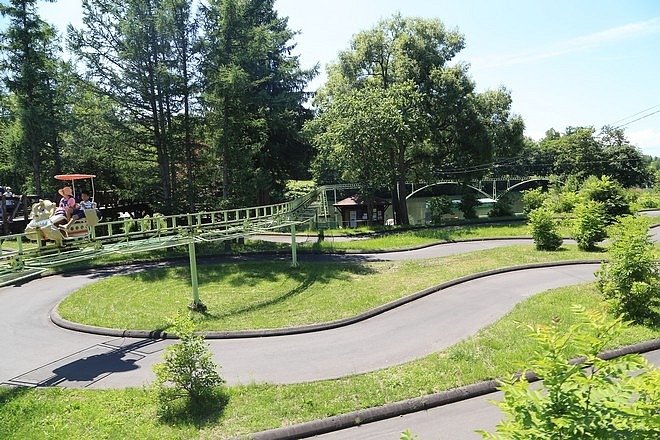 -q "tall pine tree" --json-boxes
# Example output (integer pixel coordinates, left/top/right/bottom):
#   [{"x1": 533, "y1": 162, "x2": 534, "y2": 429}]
[
  {"x1": 0, "y1": 0, "x2": 62, "y2": 195},
  {"x1": 200, "y1": 0, "x2": 315, "y2": 206},
  {"x1": 69, "y1": 0, "x2": 200, "y2": 211}
]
